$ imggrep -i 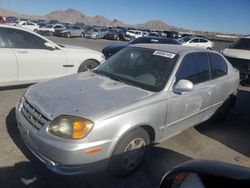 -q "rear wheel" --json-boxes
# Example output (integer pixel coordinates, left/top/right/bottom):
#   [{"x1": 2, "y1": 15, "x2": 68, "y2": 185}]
[
  {"x1": 211, "y1": 96, "x2": 235, "y2": 123},
  {"x1": 78, "y1": 59, "x2": 99, "y2": 72},
  {"x1": 109, "y1": 127, "x2": 150, "y2": 177}
]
